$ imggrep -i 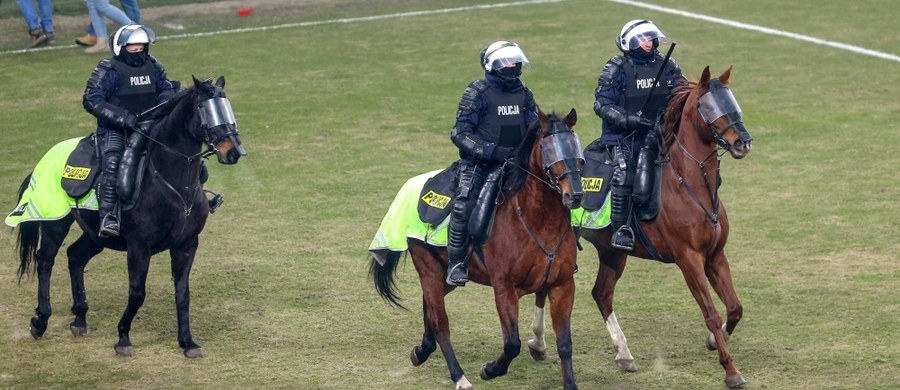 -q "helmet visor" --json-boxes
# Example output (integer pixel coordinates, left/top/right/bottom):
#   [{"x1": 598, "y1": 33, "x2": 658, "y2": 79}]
[
  {"x1": 484, "y1": 45, "x2": 531, "y2": 71},
  {"x1": 115, "y1": 25, "x2": 156, "y2": 47},
  {"x1": 623, "y1": 25, "x2": 667, "y2": 51}
]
